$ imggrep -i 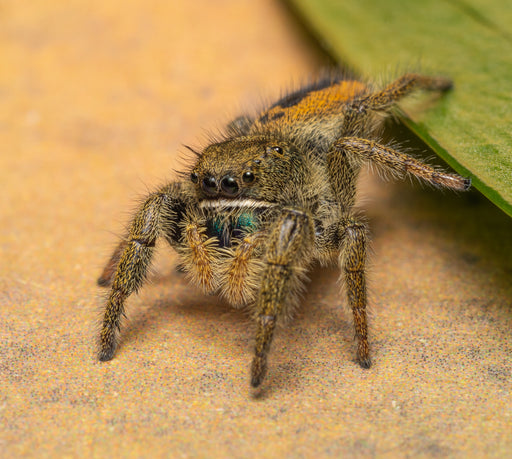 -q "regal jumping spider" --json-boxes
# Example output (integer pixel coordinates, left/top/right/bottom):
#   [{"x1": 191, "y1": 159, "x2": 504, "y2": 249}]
[{"x1": 97, "y1": 73, "x2": 470, "y2": 388}]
